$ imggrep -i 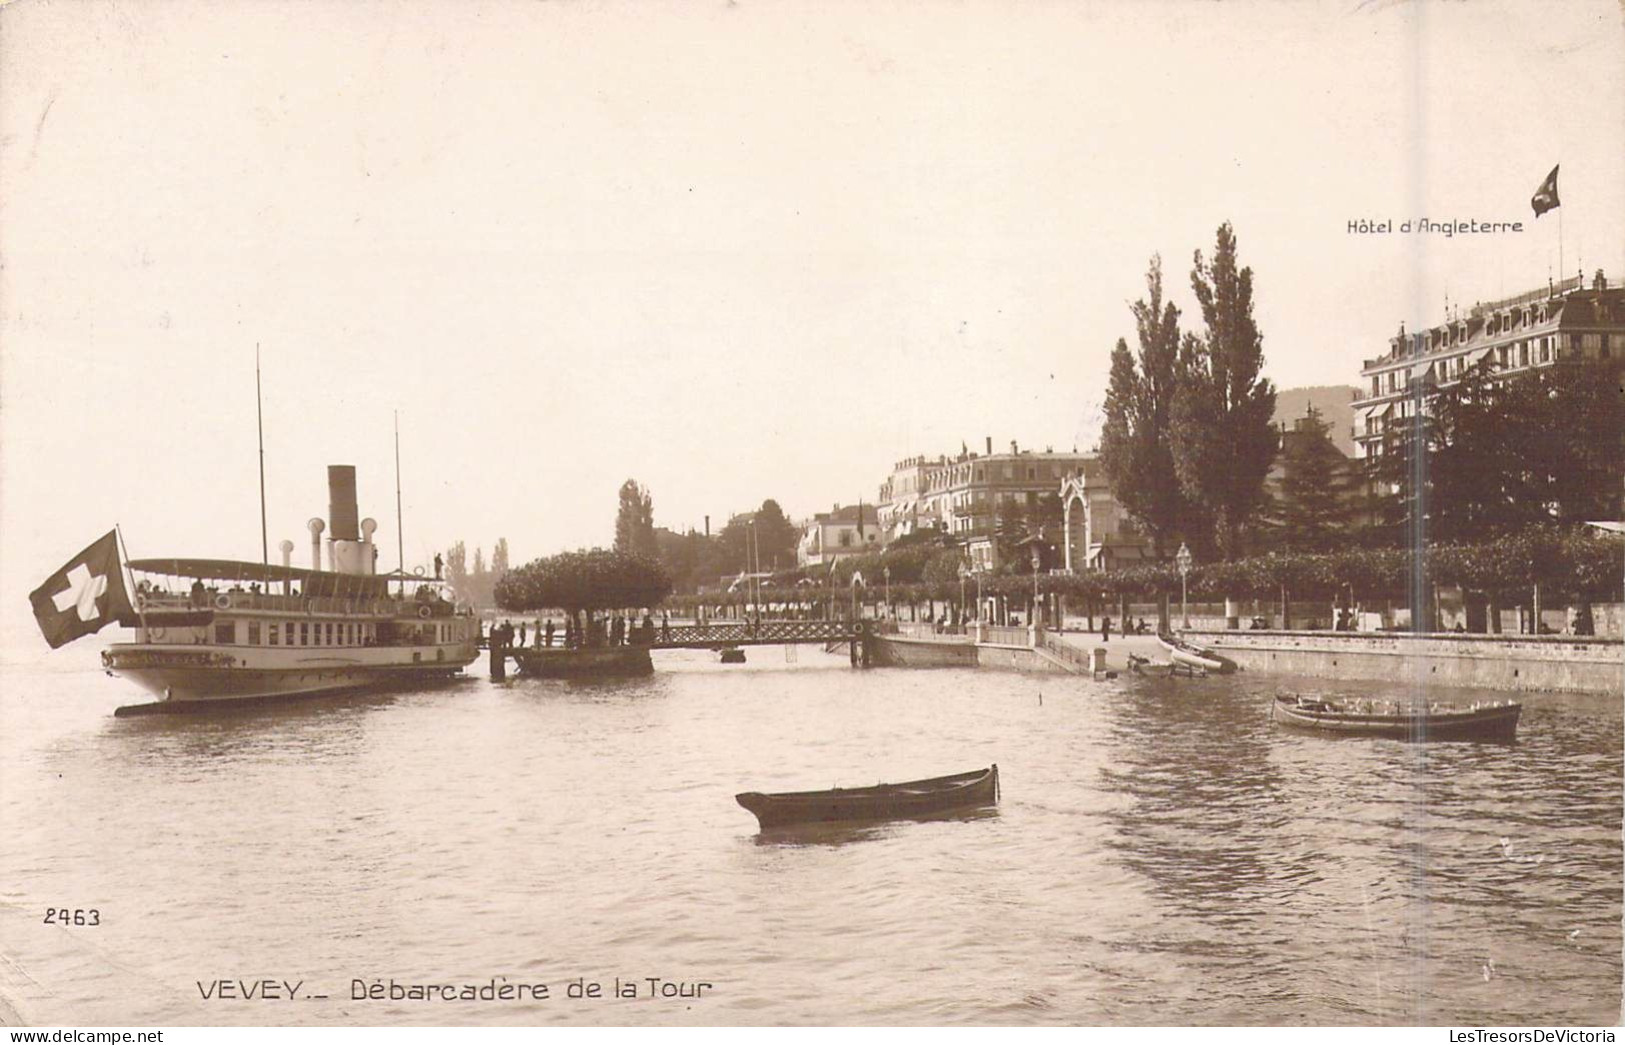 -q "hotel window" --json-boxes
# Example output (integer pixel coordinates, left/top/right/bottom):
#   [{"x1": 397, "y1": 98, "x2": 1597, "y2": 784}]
[
  {"x1": 1002, "y1": 464, "x2": 1013, "y2": 480},
  {"x1": 247, "y1": 622, "x2": 261, "y2": 645},
  {"x1": 1027, "y1": 466, "x2": 1036, "y2": 480},
  {"x1": 1582, "y1": 333, "x2": 1603, "y2": 357}
]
